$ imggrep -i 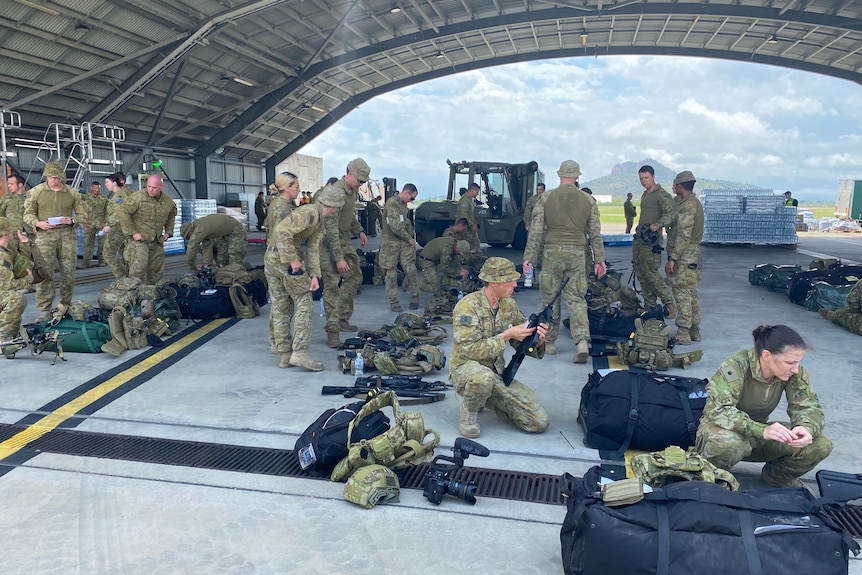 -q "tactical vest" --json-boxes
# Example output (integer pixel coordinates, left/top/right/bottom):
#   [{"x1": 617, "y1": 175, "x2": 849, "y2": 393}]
[
  {"x1": 630, "y1": 446, "x2": 739, "y2": 491},
  {"x1": 98, "y1": 277, "x2": 144, "y2": 310},
  {"x1": 615, "y1": 317, "x2": 702, "y2": 370}
]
